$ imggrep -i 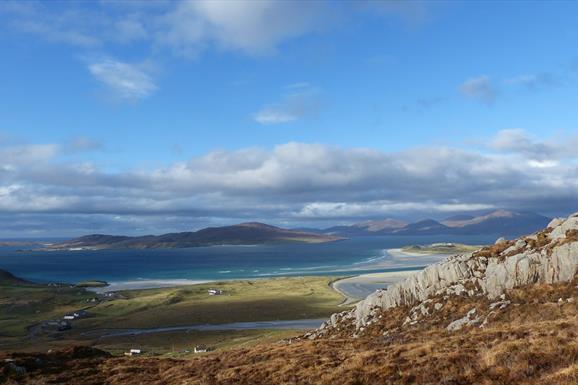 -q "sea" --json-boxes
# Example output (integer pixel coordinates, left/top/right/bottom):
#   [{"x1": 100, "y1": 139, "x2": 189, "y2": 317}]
[{"x1": 0, "y1": 235, "x2": 498, "y2": 285}]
